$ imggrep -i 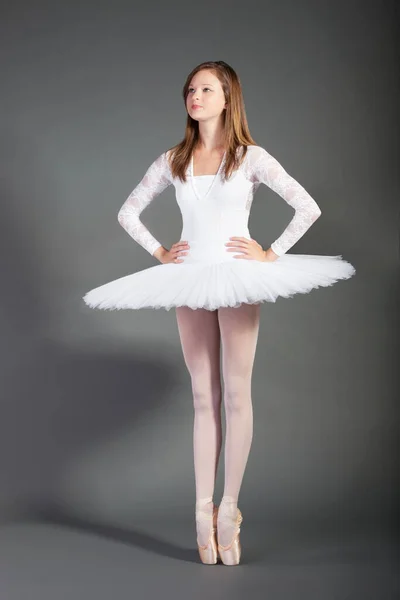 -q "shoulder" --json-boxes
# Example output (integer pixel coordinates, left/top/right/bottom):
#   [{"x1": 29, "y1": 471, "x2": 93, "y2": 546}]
[
  {"x1": 163, "y1": 148, "x2": 177, "y2": 172},
  {"x1": 240, "y1": 145, "x2": 271, "y2": 172},
  {"x1": 153, "y1": 149, "x2": 173, "y2": 164},
  {"x1": 146, "y1": 149, "x2": 173, "y2": 177},
  {"x1": 244, "y1": 144, "x2": 269, "y2": 160}
]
